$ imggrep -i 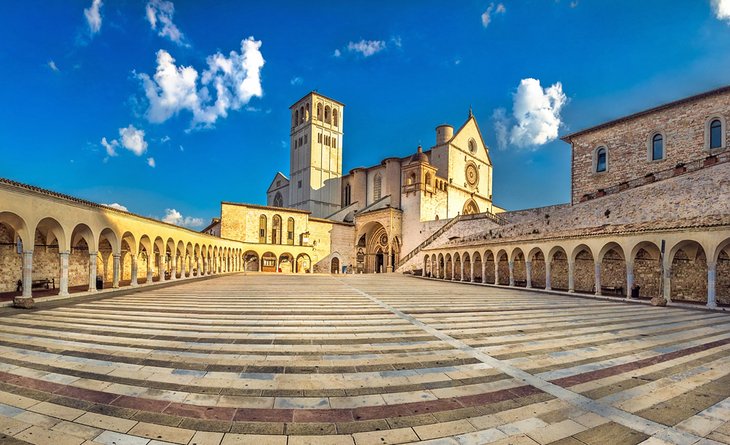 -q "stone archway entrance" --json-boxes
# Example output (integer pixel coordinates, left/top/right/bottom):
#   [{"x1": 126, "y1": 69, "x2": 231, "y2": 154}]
[{"x1": 331, "y1": 257, "x2": 340, "y2": 274}]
